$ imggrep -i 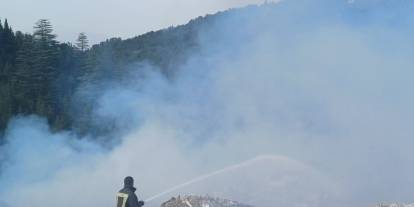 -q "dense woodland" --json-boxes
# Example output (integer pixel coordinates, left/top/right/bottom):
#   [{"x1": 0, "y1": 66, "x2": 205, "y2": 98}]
[
  {"x1": 0, "y1": 4, "x2": 278, "y2": 140},
  {"x1": 0, "y1": 17, "x2": 208, "y2": 137}
]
